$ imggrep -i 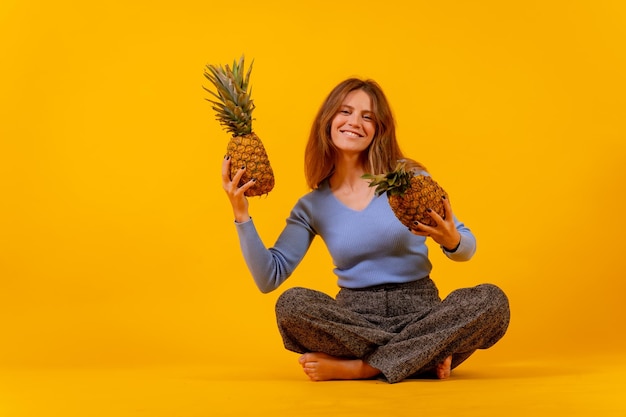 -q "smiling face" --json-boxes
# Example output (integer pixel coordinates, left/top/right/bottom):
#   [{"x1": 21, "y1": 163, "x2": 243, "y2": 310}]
[{"x1": 330, "y1": 89, "x2": 376, "y2": 157}]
